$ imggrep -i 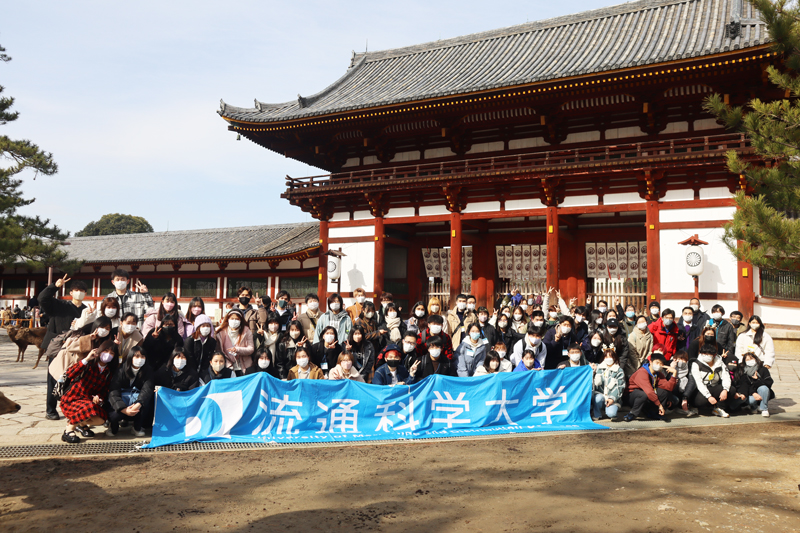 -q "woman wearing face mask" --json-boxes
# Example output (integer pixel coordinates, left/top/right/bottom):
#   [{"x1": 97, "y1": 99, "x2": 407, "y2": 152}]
[
  {"x1": 601, "y1": 318, "x2": 630, "y2": 371},
  {"x1": 688, "y1": 326, "x2": 722, "y2": 361},
  {"x1": 244, "y1": 350, "x2": 279, "y2": 379},
  {"x1": 116, "y1": 312, "x2": 144, "y2": 363},
  {"x1": 489, "y1": 305, "x2": 513, "y2": 327},
  {"x1": 154, "y1": 347, "x2": 199, "y2": 392},
  {"x1": 106, "y1": 346, "x2": 153, "y2": 437},
  {"x1": 735, "y1": 315, "x2": 775, "y2": 369},
  {"x1": 690, "y1": 343, "x2": 733, "y2": 417},
  {"x1": 254, "y1": 314, "x2": 281, "y2": 367},
  {"x1": 406, "y1": 301, "x2": 428, "y2": 336},
  {"x1": 426, "y1": 296, "x2": 445, "y2": 325},
  {"x1": 184, "y1": 315, "x2": 217, "y2": 376},
  {"x1": 215, "y1": 309, "x2": 254, "y2": 376},
  {"x1": 668, "y1": 350, "x2": 698, "y2": 416},
  {"x1": 592, "y1": 348, "x2": 626, "y2": 420},
  {"x1": 587, "y1": 309, "x2": 605, "y2": 337},
  {"x1": 142, "y1": 293, "x2": 186, "y2": 339},
  {"x1": 59, "y1": 339, "x2": 117, "y2": 443},
  {"x1": 489, "y1": 341, "x2": 514, "y2": 372},
  {"x1": 545, "y1": 306, "x2": 561, "y2": 329},
  {"x1": 356, "y1": 301, "x2": 385, "y2": 354},
  {"x1": 287, "y1": 346, "x2": 324, "y2": 380},
  {"x1": 625, "y1": 315, "x2": 653, "y2": 377},
  {"x1": 379, "y1": 302, "x2": 406, "y2": 346},
  {"x1": 204, "y1": 352, "x2": 236, "y2": 382},
  {"x1": 72, "y1": 296, "x2": 122, "y2": 335},
  {"x1": 474, "y1": 351, "x2": 503, "y2": 376},
  {"x1": 455, "y1": 323, "x2": 490, "y2": 377},
  {"x1": 582, "y1": 330, "x2": 606, "y2": 365},
  {"x1": 736, "y1": 352, "x2": 774, "y2": 417},
  {"x1": 143, "y1": 314, "x2": 185, "y2": 371},
  {"x1": 312, "y1": 326, "x2": 343, "y2": 376},
  {"x1": 299, "y1": 293, "x2": 322, "y2": 342},
  {"x1": 514, "y1": 348, "x2": 542, "y2": 371},
  {"x1": 494, "y1": 313, "x2": 523, "y2": 354},
  {"x1": 183, "y1": 297, "x2": 208, "y2": 339},
  {"x1": 344, "y1": 325, "x2": 375, "y2": 382},
  {"x1": 414, "y1": 314, "x2": 454, "y2": 362},
  {"x1": 313, "y1": 293, "x2": 352, "y2": 346},
  {"x1": 64, "y1": 317, "x2": 117, "y2": 368},
  {"x1": 327, "y1": 351, "x2": 365, "y2": 382},
  {"x1": 510, "y1": 305, "x2": 529, "y2": 334},
  {"x1": 275, "y1": 320, "x2": 306, "y2": 379}
]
